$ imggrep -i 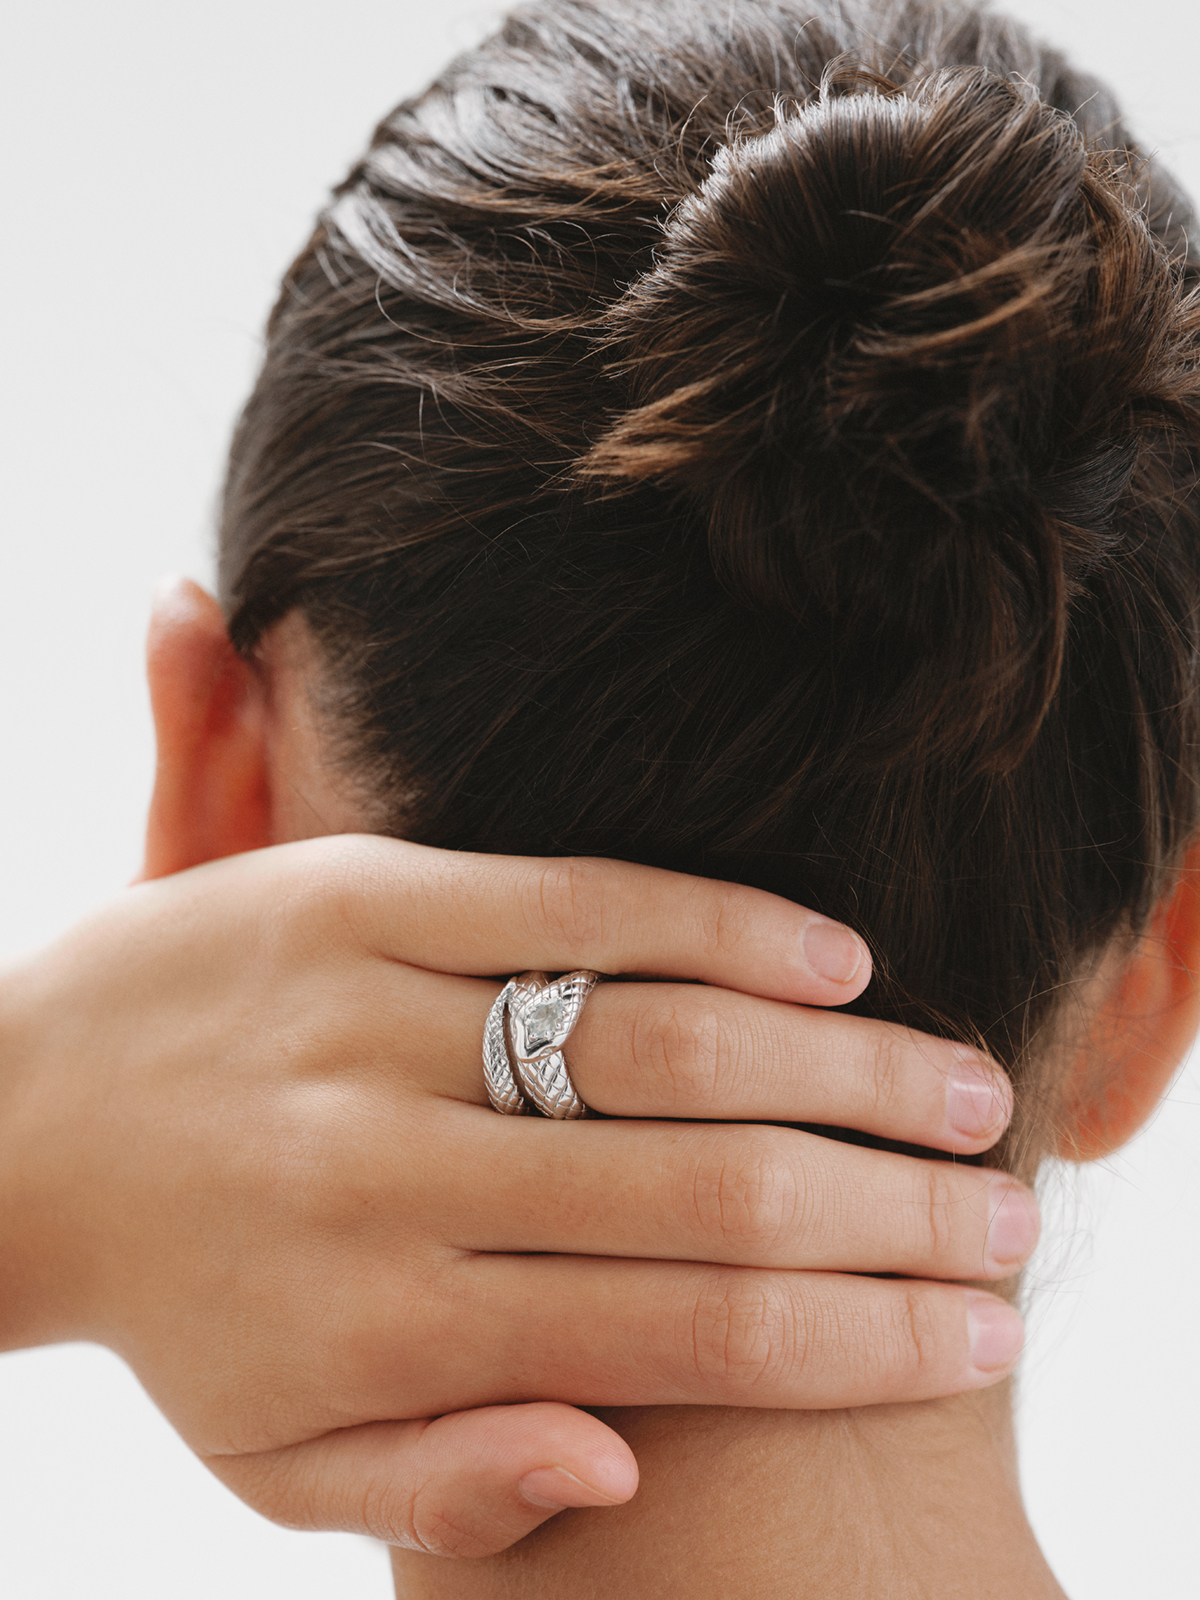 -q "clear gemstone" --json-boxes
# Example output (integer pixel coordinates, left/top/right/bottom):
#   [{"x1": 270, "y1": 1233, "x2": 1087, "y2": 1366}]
[{"x1": 524, "y1": 995, "x2": 567, "y2": 1050}]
